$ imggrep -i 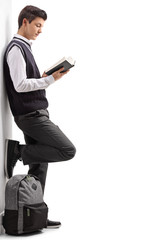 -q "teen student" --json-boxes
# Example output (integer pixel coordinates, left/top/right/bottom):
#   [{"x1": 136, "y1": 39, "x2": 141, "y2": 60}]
[{"x1": 3, "y1": 5, "x2": 76, "y2": 229}]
